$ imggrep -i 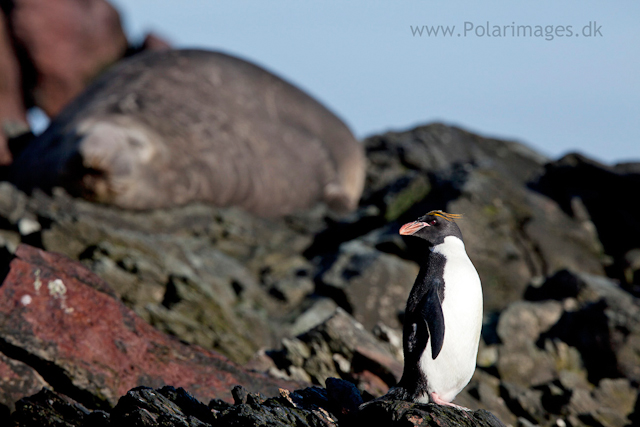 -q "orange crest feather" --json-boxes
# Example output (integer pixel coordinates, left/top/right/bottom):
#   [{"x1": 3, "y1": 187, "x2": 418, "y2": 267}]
[{"x1": 426, "y1": 210, "x2": 463, "y2": 222}]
